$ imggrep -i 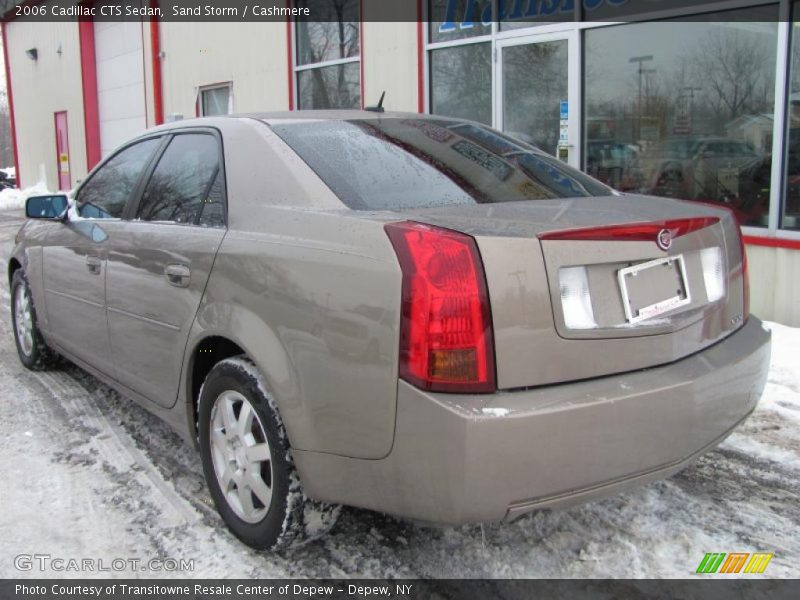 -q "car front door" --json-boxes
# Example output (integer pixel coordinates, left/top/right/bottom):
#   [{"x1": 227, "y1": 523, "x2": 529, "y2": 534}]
[
  {"x1": 105, "y1": 131, "x2": 227, "y2": 408},
  {"x1": 42, "y1": 137, "x2": 162, "y2": 376}
]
